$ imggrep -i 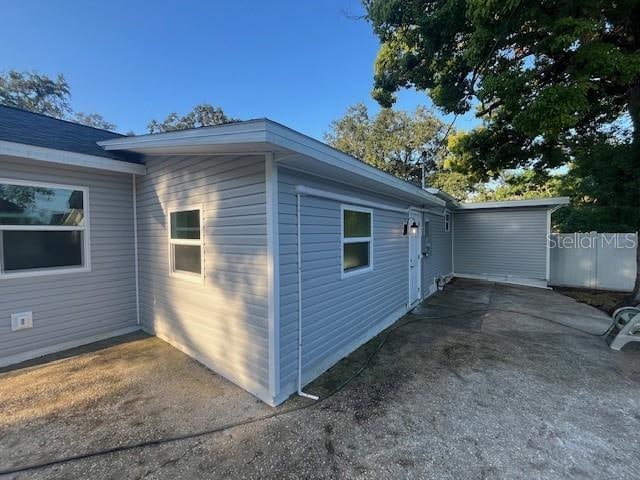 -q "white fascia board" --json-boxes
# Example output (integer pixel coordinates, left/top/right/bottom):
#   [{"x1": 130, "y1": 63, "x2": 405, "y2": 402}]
[
  {"x1": 98, "y1": 119, "x2": 444, "y2": 207},
  {"x1": 426, "y1": 187, "x2": 461, "y2": 208},
  {"x1": 98, "y1": 120, "x2": 269, "y2": 151},
  {"x1": 458, "y1": 197, "x2": 570, "y2": 210},
  {"x1": 0, "y1": 140, "x2": 146, "y2": 175},
  {"x1": 265, "y1": 122, "x2": 445, "y2": 208}
]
